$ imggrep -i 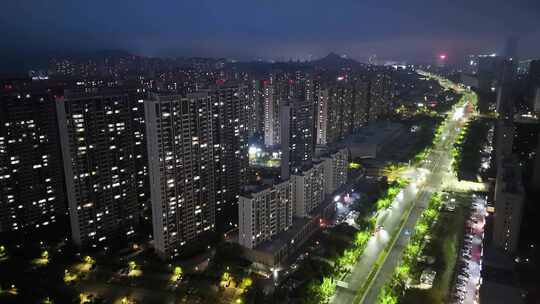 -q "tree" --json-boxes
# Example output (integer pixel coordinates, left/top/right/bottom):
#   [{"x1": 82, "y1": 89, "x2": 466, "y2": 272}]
[
  {"x1": 83, "y1": 255, "x2": 94, "y2": 265},
  {"x1": 423, "y1": 209, "x2": 437, "y2": 222},
  {"x1": 42, "y1": 297, "x2": 54, "y2": 304},
  {"x1": 415, "y1": 222, "x2": 429, "y2": 237},
  {"x1": 173, "y1": 266, "x2": 183, "y2": 276},
  {"x1": 239, "y1": 277, "x2": 253, "y2": 290},
  {"x1": 338, "y1": 249, "x2": 356, "y2": 267},
  {"x1": 222, "y1": 272, "x2": 231, "y2": 283},
  {"x1": 128, "y1": 261, "x2": 136, "y2": 271},
  {"x1": 395, "y1": 264, "x2": 410, "y2": 282},
  {"x1": 377, "y1": 286, "x2": 398, "y2": 304},
  {"x1": 319, "y1": 277, "x2": 336, "y2": 303},
  {"x1": 354, "y1": 231, "x2": 369, "y2": 248}
]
